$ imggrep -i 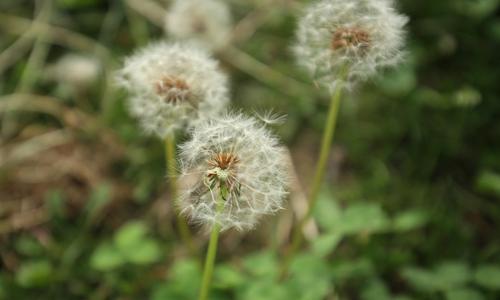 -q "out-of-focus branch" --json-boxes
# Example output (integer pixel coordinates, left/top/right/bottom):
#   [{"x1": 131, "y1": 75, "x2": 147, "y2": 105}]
[
  {"x1": 0, "y1": 94, "x2": 124, "y2": 156},
  {"x1": 17, "y1": 0, "x2": 53, "y2": 92},
  {"x1": 0, "y1": 27, "x2": 36, "y2": 75},
  {"x1": 220, "y1": 46, "x2": 312, "y2": 98},
  {"x1": 125, "y1": 0, "x2": 166, "y2": 28},
  {"x1": 0, "y1": 13, "x2": 110, "y2": 60},
  {"x1": 0, "y1": 207, "x2": 48, "y2": 236},
  {"x1": 0, "y1": 129, "x2": 70, "y2": 168}
]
